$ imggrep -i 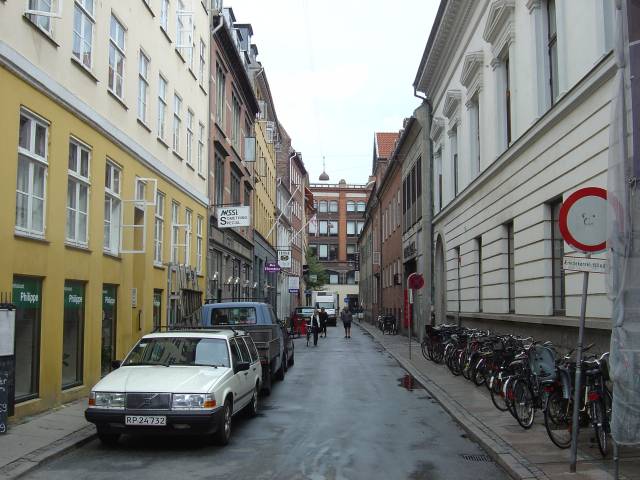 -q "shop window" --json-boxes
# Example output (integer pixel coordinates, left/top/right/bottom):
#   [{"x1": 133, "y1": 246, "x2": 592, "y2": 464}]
[
  {"x1": 62, "y1": 280, "x2": 85, "y2": 389},
  {"x1": 102, "y1": 285, "x2": 117, "y2": 376},
  {"x1": 12, "y1": 276, "x2": 42, "y2": 401}
]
